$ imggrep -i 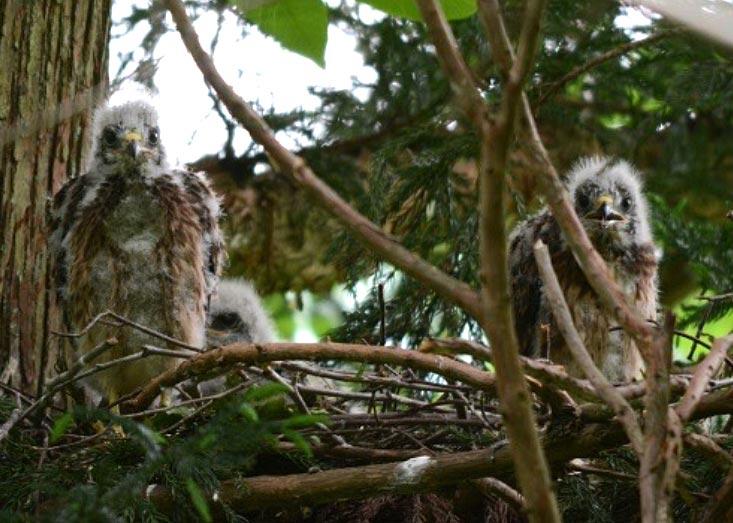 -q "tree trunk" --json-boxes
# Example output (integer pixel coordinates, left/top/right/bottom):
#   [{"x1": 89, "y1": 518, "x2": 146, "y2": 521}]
[{"x1": 0, "y1": 1, "x2": 110, "y2": 395}]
